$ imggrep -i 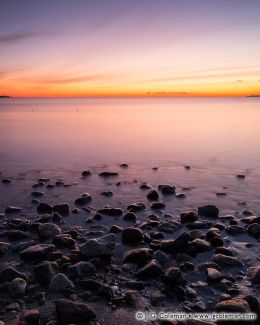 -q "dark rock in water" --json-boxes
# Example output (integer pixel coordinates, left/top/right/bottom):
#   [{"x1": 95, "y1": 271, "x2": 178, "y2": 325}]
[
  {"x1": 20, "y1": 244, "x2": 55, "y2": 261},
  {"x1": 0, "y1": 266, "x2": 27, "y2": 283},
  {"x1": 226, "y1": 225, "x2": 246, "y2": 235},
  {"x1": 8, "y1": 230, "x2": 30, "y2": 241},
  {"x1": 215, "y1": 299, "x2": 250, "y2": 313},
  {"x1": 147, "y1": 189, "x2": 159, "y2": 201},
  {"x1": 31, "y1": 198, "x2": 40, "y2": 204},
  {"x1": 121, "y1": 227, "x2": 144, "y2": 244},
  {"x1": 158, "y1": 184, "x2": 176, "y2": 195},
  {"x1": 79, "y1": 278, "x2": 103, "y2": 291},
  {"x1": 34, "y1": 261, "x2": 59, "y2": 284},
  {"x1": 49, "y1": 273, "x2": 74, "y2": 292},
  {"x1": 216, "y1": 192, "x2": 227, "y2": 196},
  {"x1": 150, "y1": 202, "x2": 165, "y2": 210},
  {"x1": 100, "y1": 191, "x2": 113, "y2": 197},
  {"x1": 98, "y1": 171, "x2": 118, "y2": 177},
  {"x1": 236, "y1": 174, "x2": 245, "y2": 179},
  {"x1": 120, "y1": 163, "x2": 128, "y2": 168},
  {"x1": 185, "y1": 165, "x2": 191, "y2": 170},
  {"x1": 81, "y1": 170, "x2": 92, "y2": 177},
  {"x1": 247, "y1": 223, "x2": 260, "y2": 237},
  {"x1": 180, "y1": 211, "x2": 198, "y2": 223},
  {"x1": 123, "y1": 248, "x2": 152, "y2": 265},
  {"x1": 38, "y1": 223, "x2": 61, "y2": 239},
  {"x1": 190, "y1": 238, "x2": 212, "y2": 252},
  {"x1": 35, "y1": 214, "x2": 52, "y2": 223},
  {"x1": 198, "y1": 205, "x2": 219, "y2": 218},
  {"x1": 74, "y1": 193, "x2": 92, "y2": 205},
  {"x1": 198, "y1": 262, "x2": 221, "y2": 272},
  {"x1": 187, "y1": 221, "x2": 212, "y2": 229},
  {"x1": 55, "y1": 299, "x2": 96, "y2": 323},
  {"x1": 157, "y1": 221, "x2": 180, "y2": 234},
  {"x1": 213, "y1": 254, "x2": 243, "y2": 268},
  {"x1": 163, "y1": 267, "x2": 186, "y2": 286},
  {"x1": 247, "y1": 266, "x2": 260, "y2": 284},
  {"x1": 80, "y1": 233, "x2": 116, "y2": 257},
  {"x1": 31, "y1": 191, "x2": 44, "y2": 198},
  {"x1": 2, "y1": 178, "x2": 12, "y2": 183},
  {"x1": 109, "y1": 224, "x2": 123, "y2": 234},
  {"x1": 52, "y1": 212, "x2": 62, "y2": 223},
  {"x1": 123, "y1": 212, "x2": 137, "y2": 222},
  {"x1": 0, "y1": 241, "x2": 10, "y2": 257},
  {"x1": 20, "y1": 309, "x2": 40, "y2": 325},
  {"x1": 206, "y1": 228, "x2": 221, "y2": 241},
  {"x1": 176, "y1": 193, "x2": 186, "y2": 199},
  {"x1": 53, "y1": 234, "x2": 75, "y2": 248},
  {"x1": 7, "y1": 218, "x2": 31, "y2": 231},
  {"x1": 152, "y1": 250, "x2": 170, "y2": 268},
  {"x1": 98, "y1": 207, "x2": 123, "y2": 216},
  {"x1": 5, "y1": 206, "x2": 23, "y2": 214},
  {"x1": 136, "y1": 260, "x2": 163, "y2": 278},
  {"x1": 152, "y1": 167, "x2": 158, "y2": 170},
  {"x1": 243, "y1": 294, "x2": 259, "y2": 312},
  {"x1": 140, "y1": 182, "x2": 151, "y2": 190},
  {"x1": 127, "y1": 202, "x2": 146, "y2": 212},
  {"x1": 206, "y1": 267, "x2": 225, "y2": 283},
  {"x1": 242, "y1": 209, "x2": 255, "y2": 216},
  {"x1": 37, "y1": 203, "x2": 52, "y2": 214},
  {"x1": 53, "y1": 203, "x2": 70, "y2": 216},
  {"x1": 8, "y1": 277, "x2": 27, "y2": 297},
  {"x1": 67, "y1": 261, "x2": 96, "y2": 278},
  {"x1": 124, "y1": 280, "x2": 144, "y2": 290},
  {"x1": 214, "y1": 247, "x2": 234, "y2": 256}
]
